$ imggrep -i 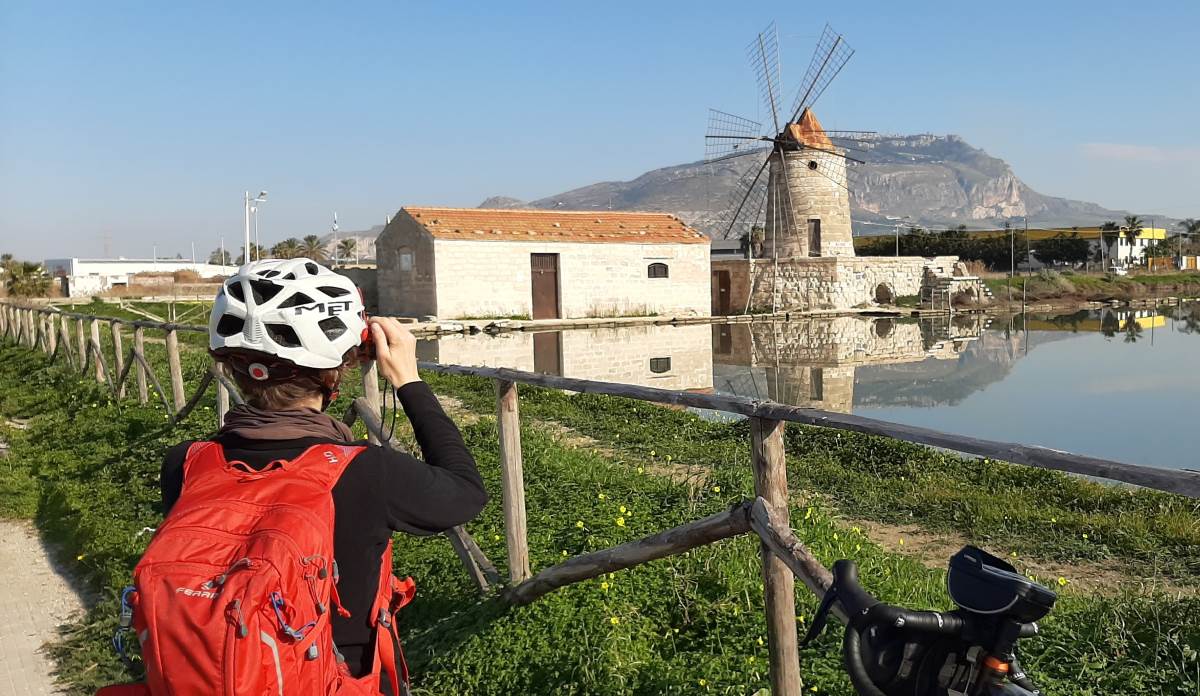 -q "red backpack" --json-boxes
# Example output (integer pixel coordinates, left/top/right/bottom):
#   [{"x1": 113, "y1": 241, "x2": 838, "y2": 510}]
[{"x1": 98, "y1": 441, "x2": 415, "y2": 696}]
